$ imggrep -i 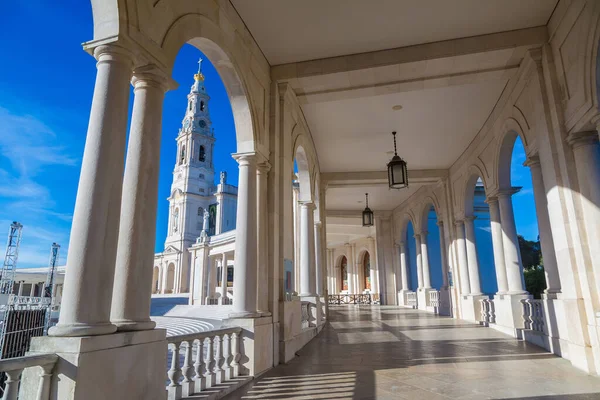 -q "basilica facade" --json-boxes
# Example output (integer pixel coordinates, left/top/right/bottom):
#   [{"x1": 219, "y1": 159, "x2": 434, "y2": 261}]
[{"x1": 152, "y1": 61, "x2": 238, "y2": 295}]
